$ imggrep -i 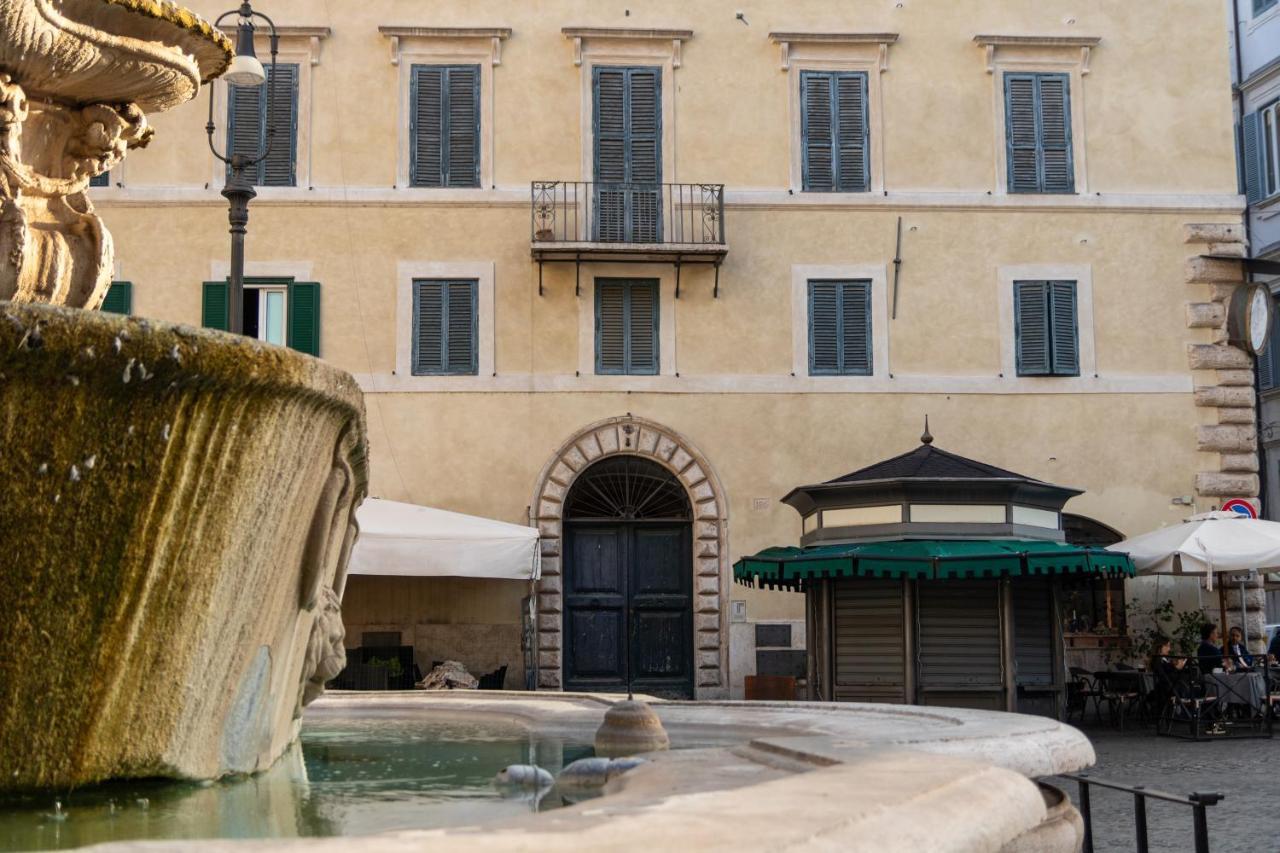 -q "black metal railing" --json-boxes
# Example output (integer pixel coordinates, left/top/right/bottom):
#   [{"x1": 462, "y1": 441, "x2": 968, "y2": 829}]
[
  {"x1": 1060, "y1": 773, "x2": 1223, "y2": 853},
  {"x1": 531, "y1": 181, "x2": 725, "y2": 246}
]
